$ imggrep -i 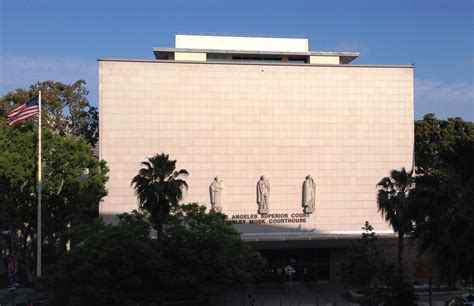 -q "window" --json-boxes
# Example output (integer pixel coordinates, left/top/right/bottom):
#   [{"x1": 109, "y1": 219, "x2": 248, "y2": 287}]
[
  {"x1": 206, "y1": 54, "x2": 226, "y2": 61},
  {"x1": 232, "y1": 56, "x2": 282, "y2": 62},
  {"x1": 288, "y1": 57, "x2": 308, "y2": 63}
]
